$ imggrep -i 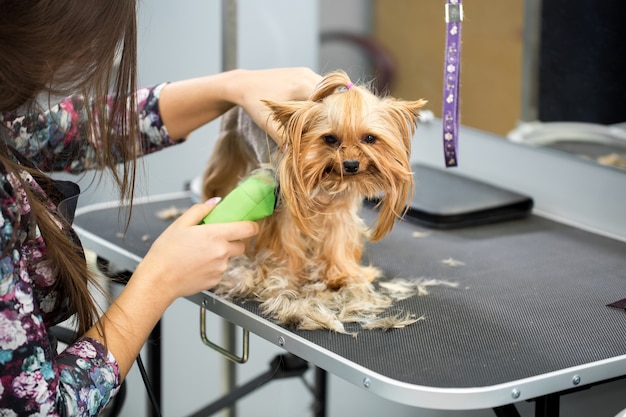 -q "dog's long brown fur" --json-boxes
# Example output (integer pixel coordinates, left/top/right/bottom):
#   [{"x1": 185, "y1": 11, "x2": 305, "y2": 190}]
[{"x1": 202, "y1": 71, "x2": 433, "y2": 332}]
